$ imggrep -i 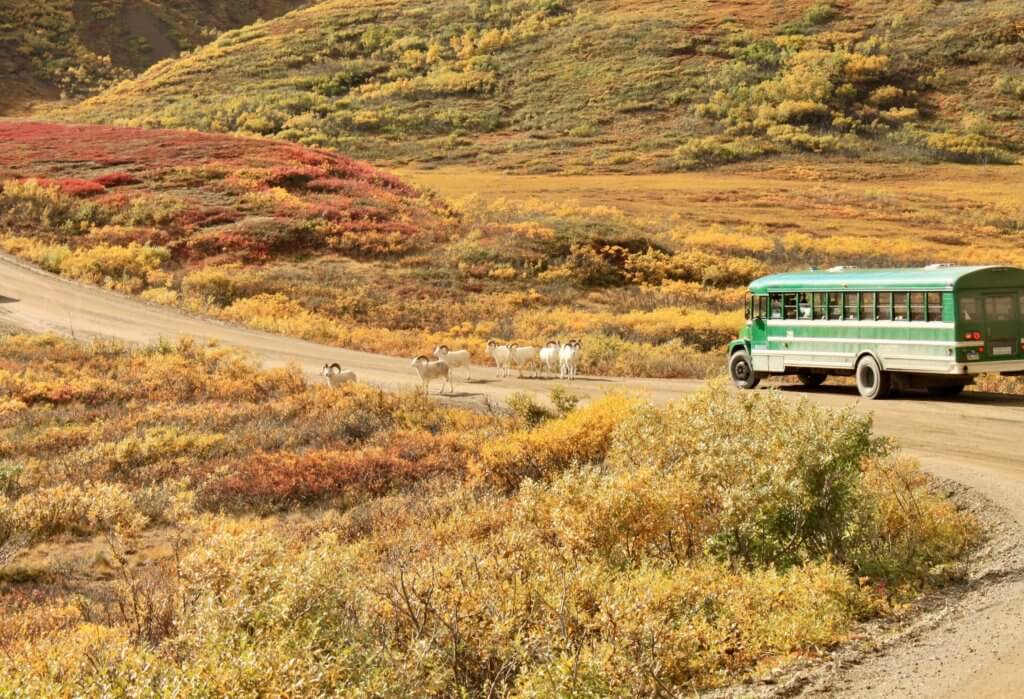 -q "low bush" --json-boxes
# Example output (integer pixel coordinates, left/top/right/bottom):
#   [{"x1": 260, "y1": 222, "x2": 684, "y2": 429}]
[{"x1": 470, "y1": 393, "x2": 642, "y2": 490}]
